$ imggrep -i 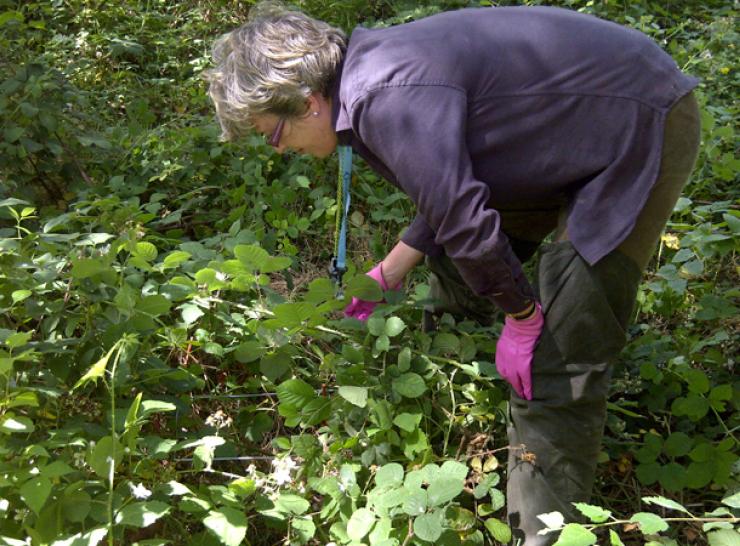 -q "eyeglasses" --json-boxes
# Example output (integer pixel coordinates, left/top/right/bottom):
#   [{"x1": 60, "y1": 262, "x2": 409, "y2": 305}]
[{"x1": 267, "y1": 117, "x2": 285, "y2": 148}]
